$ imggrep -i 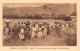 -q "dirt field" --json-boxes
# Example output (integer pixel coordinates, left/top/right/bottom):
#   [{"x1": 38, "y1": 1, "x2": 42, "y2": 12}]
[{"x1": 3, "y1": 19, "x2": 77, "y2": 46}]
